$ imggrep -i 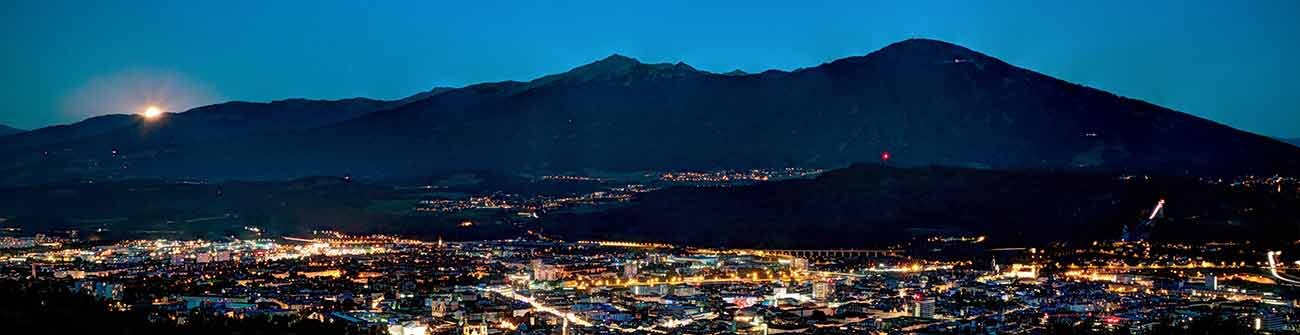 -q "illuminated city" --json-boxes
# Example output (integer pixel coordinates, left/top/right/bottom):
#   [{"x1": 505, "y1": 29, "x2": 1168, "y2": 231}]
[
  {"x1": 3, "y1": 171, "x2": 1300, "y2": 334},
  {"x1": 6, "y1": 225, "x2": 1300, "y2": 334}
]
